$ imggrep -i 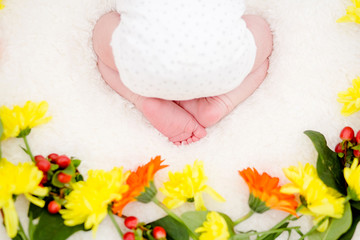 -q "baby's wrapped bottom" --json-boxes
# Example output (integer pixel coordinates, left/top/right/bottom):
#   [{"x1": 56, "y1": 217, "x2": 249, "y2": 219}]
[{"x1": 111, "y1": 2, "x2": 257, "y2": 100}]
